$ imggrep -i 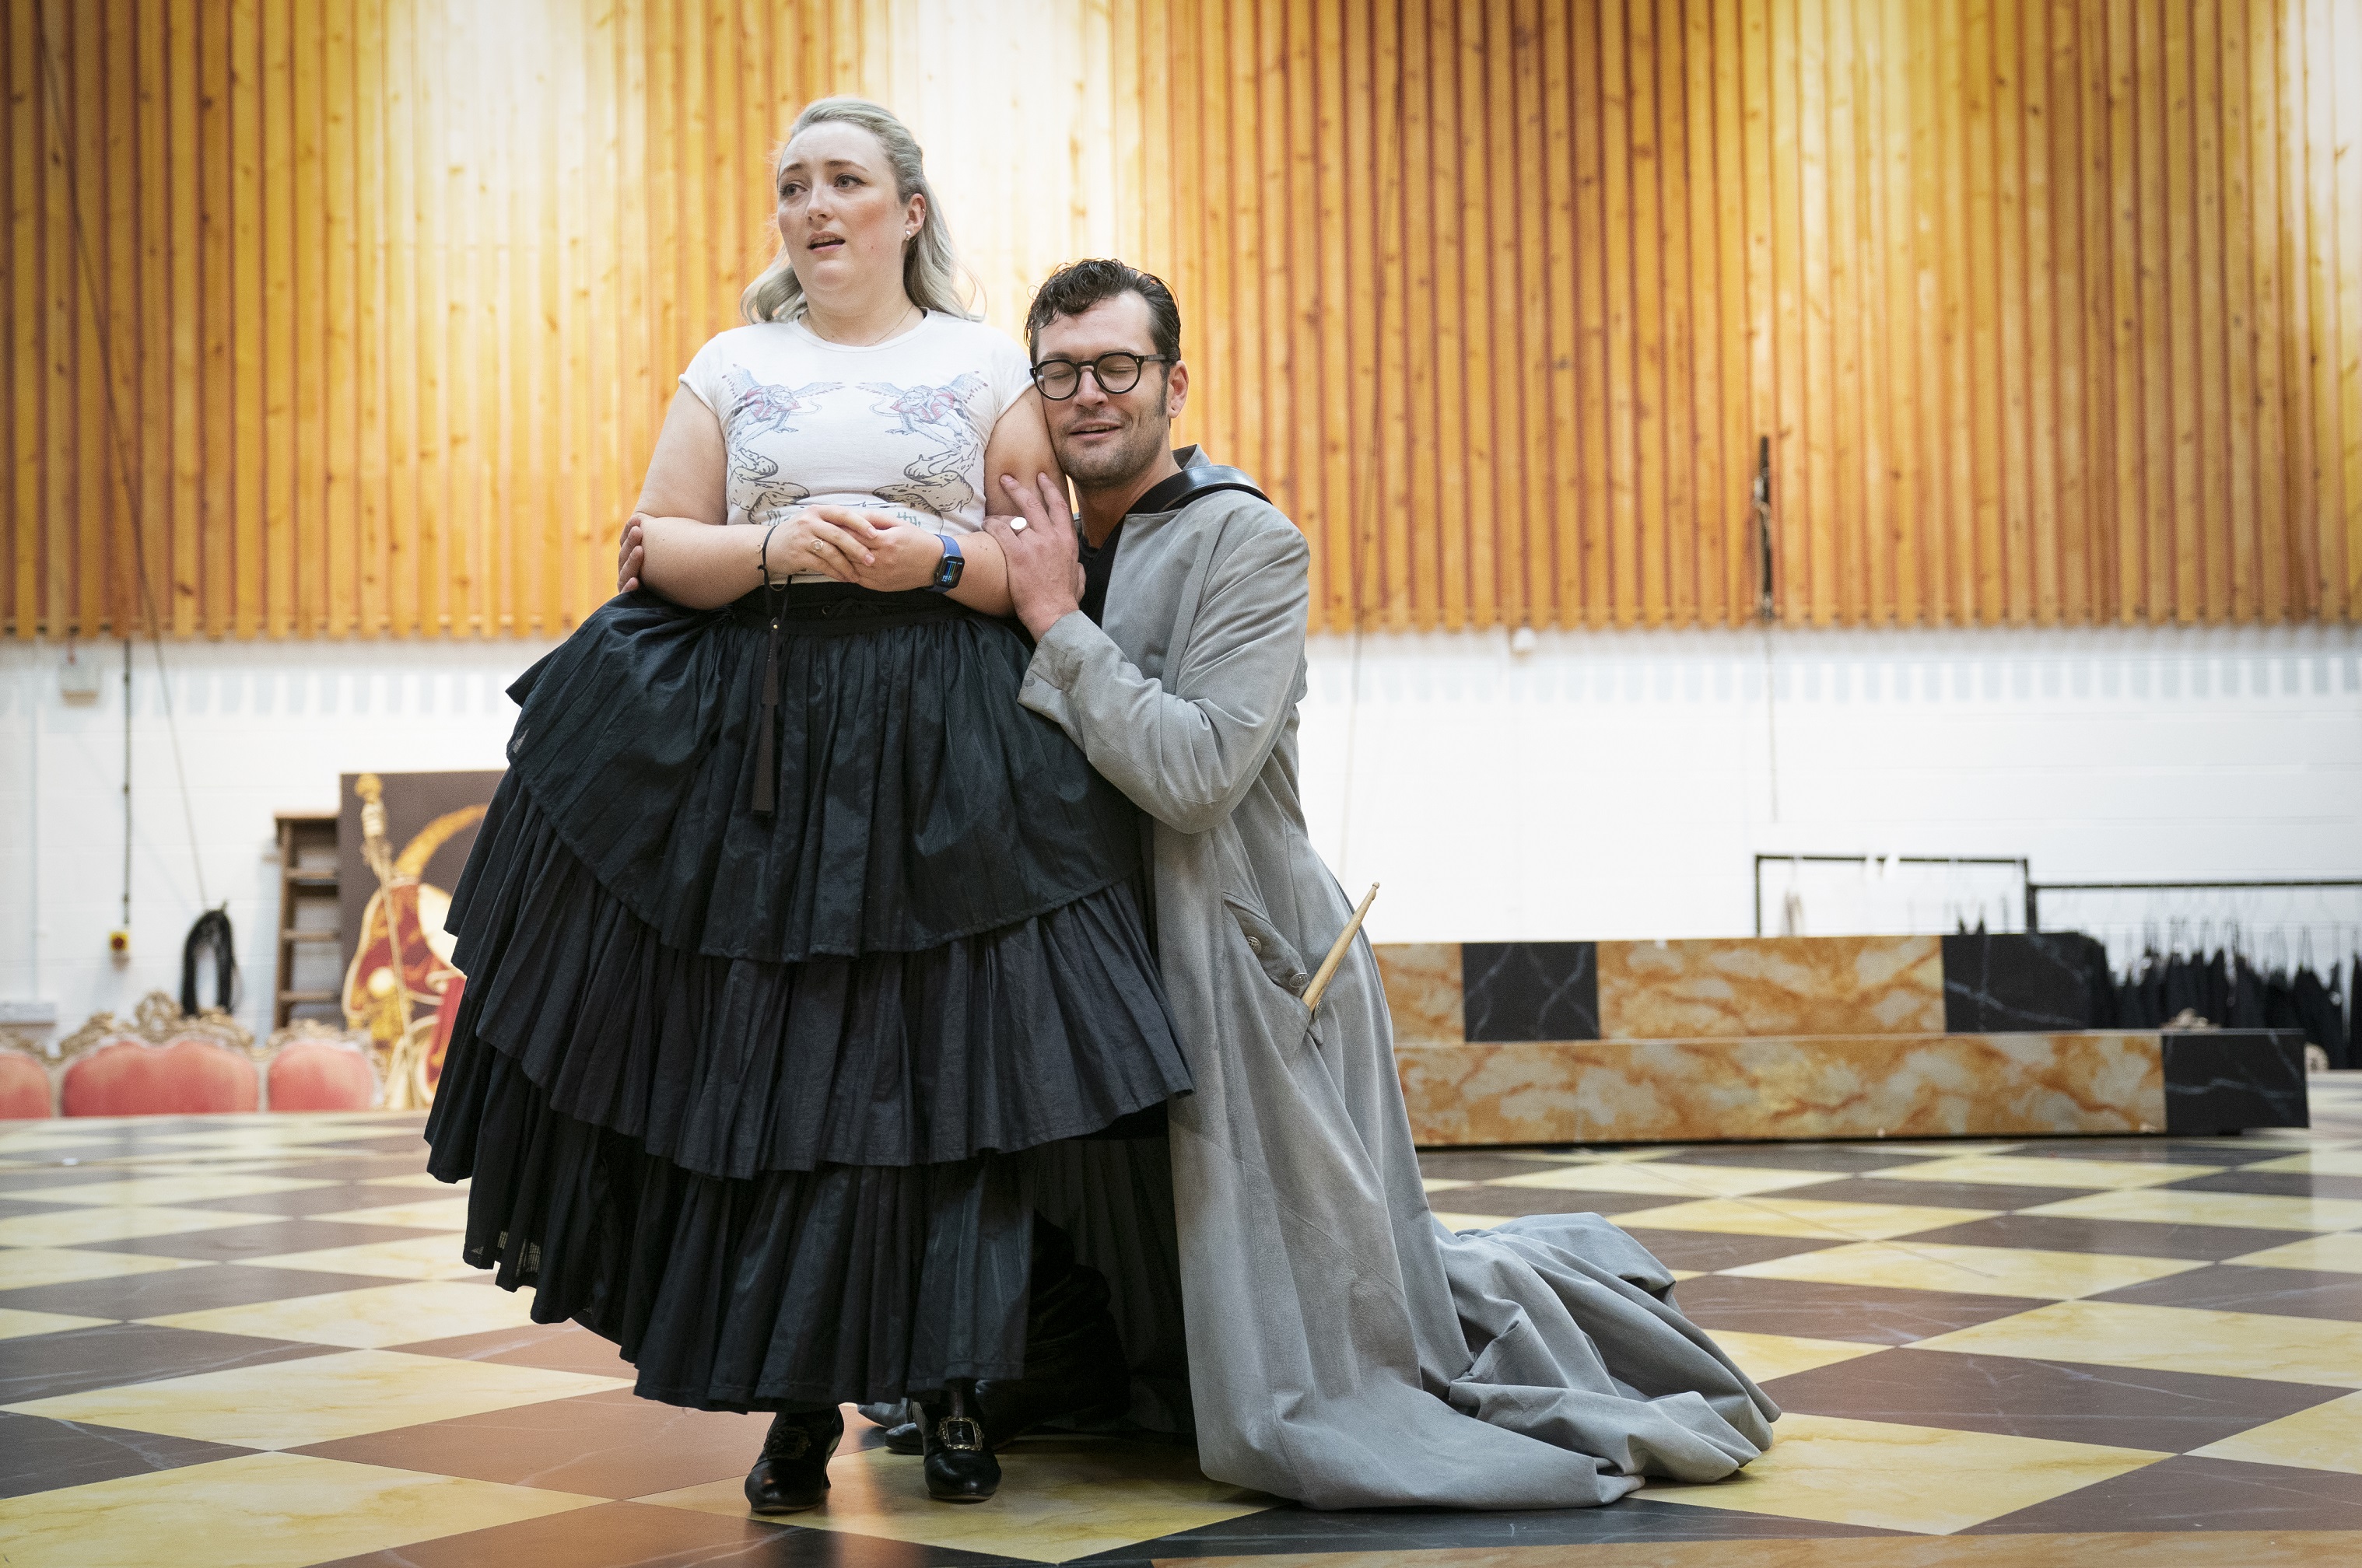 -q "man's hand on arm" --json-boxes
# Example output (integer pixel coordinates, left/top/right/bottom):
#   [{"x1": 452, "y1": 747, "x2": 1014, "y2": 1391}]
[
  {"x1": 983, "y1": 474, "x2": 1087, "y2": 640},
  {"x1": 617, "y1": 515, "x2": 647, "y2": 592}
]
